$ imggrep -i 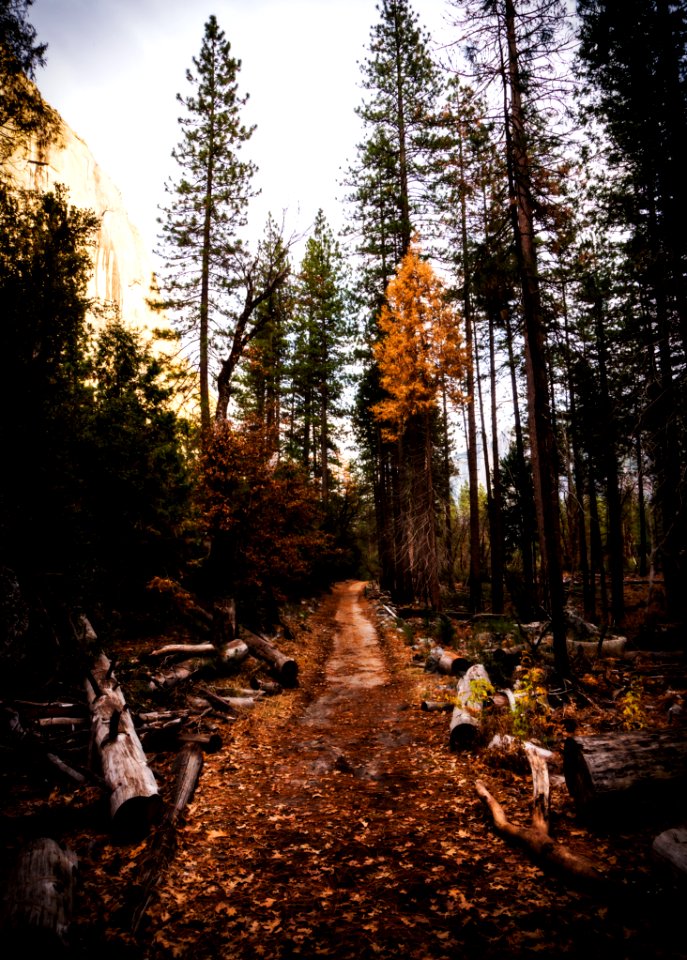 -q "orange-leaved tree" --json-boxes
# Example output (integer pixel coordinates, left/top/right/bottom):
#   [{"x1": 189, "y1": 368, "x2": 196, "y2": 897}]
[{"x1": 372, "y1": 240, "x2": 468, "y2": 608}]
